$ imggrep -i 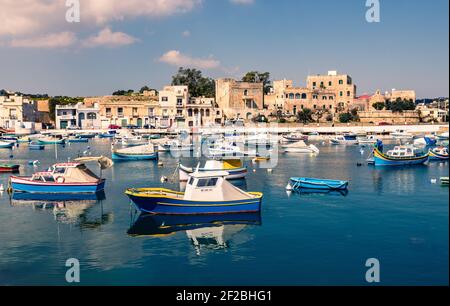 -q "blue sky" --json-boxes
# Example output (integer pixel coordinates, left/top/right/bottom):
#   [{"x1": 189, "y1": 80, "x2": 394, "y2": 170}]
[{"x1": 0, "y1": 0, "x2": 448, "y2": 98}]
